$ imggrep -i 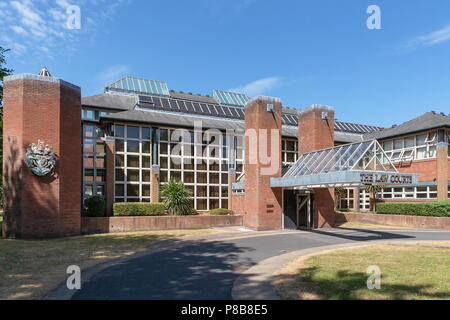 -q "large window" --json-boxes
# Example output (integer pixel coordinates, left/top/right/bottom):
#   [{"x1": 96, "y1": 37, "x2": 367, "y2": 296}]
[
  {"x1": 382, "y1": 130, "x2": 438, "y2": 162},
  {"x1": 112, "y1": 124, "x2": 243, "y2": 211},
  {"x1": 82, "y1": 124, "x2": 106, "y2": 200},
  {"x1": 114, "y1": 125, "x2": 152, "y2": 202}
]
